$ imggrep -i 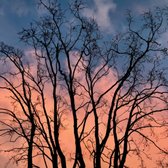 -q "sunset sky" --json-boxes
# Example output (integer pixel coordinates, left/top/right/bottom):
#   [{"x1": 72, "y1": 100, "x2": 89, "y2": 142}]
[
  {"x1": 0, "y1": 0, "x2": 168, "y2": 47},
  {"x1": 0, "y1": 0, "x2": 168, "y2": 168}
]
